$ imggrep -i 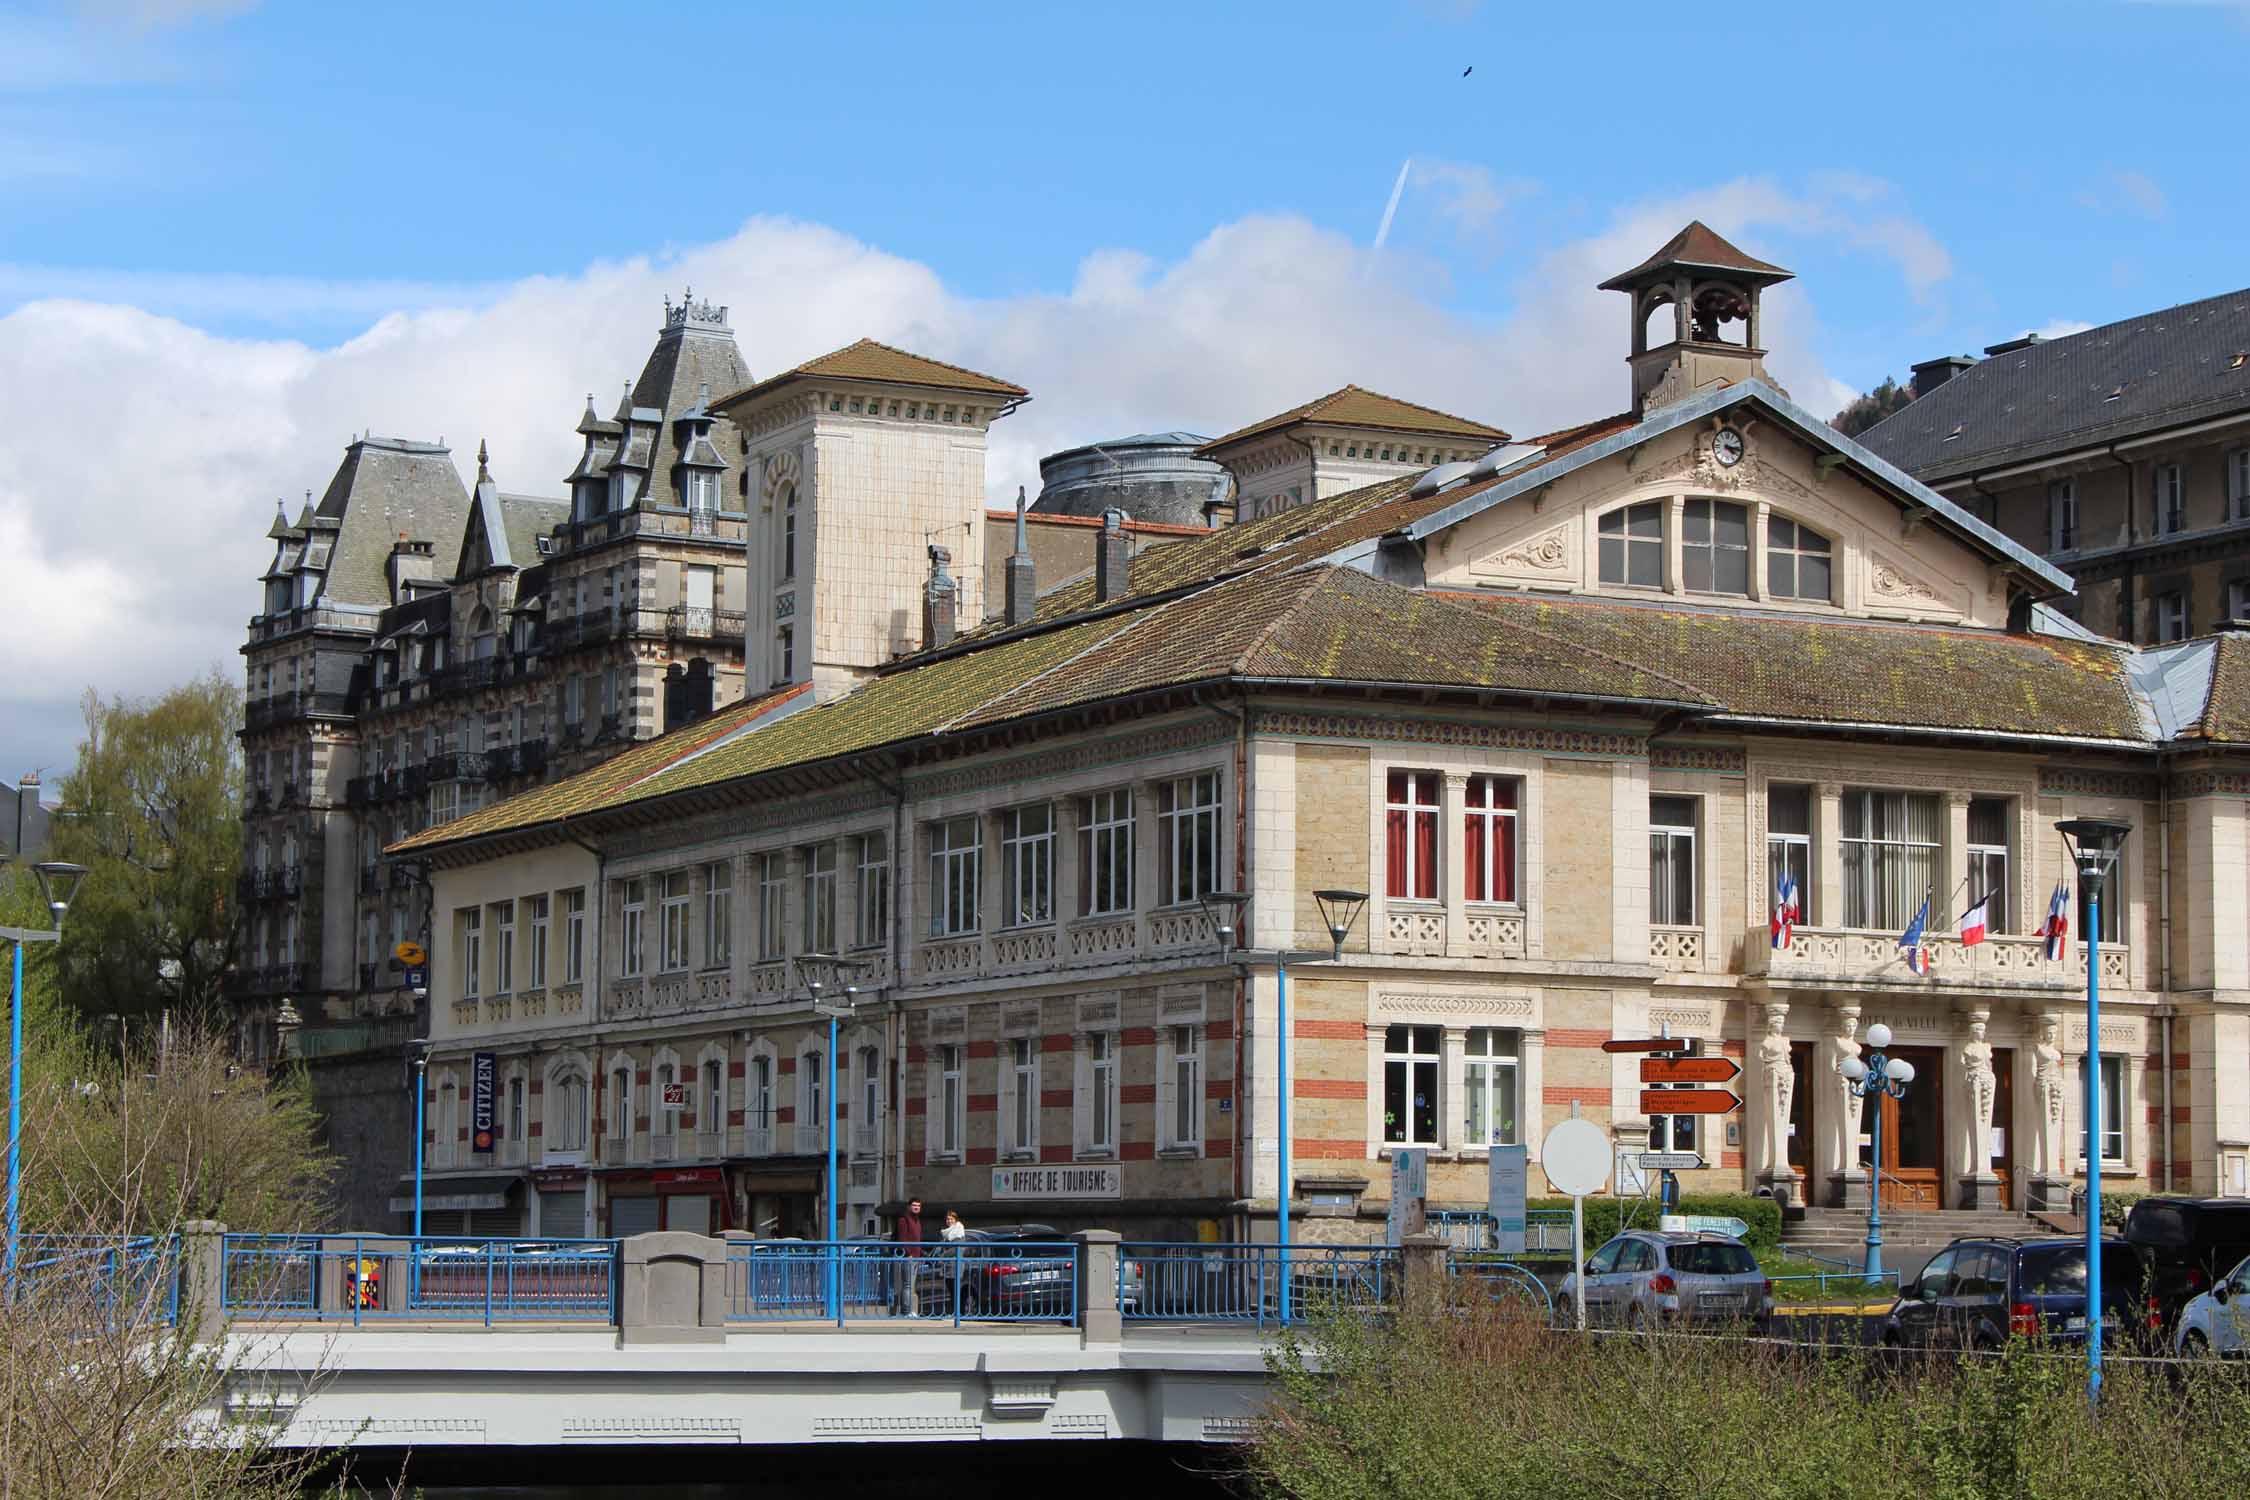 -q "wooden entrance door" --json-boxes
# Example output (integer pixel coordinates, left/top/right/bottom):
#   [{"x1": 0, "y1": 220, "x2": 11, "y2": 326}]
[
  {"x1": 1787, "y1": 1041, "x2": 1816, "y2": 1176},
  {"x1": 1878, "y1": 1046, "x2": 1946, "y2": 1211},
  {"x1": 1989, "y1": 1049, "x2": 2015, "y2": 1208}
]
